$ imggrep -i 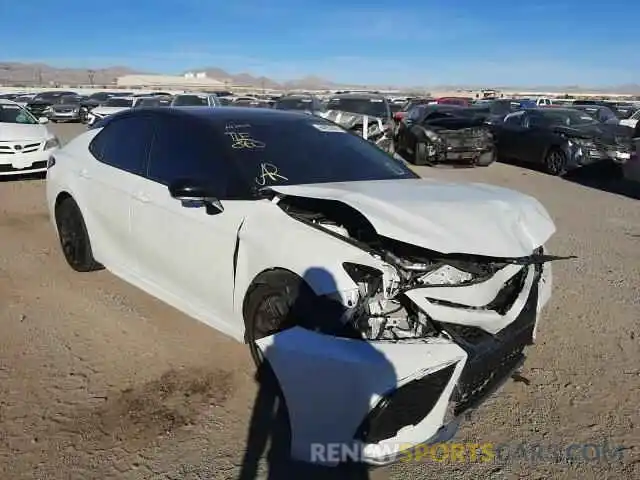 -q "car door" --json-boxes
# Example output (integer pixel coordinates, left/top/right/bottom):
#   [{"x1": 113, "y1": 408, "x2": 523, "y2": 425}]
[
  {"x1": 518, "y1": 114, "x2": 551, "y2": 164},
  {"x1": 494, "y1": 110, "x2": 527, "y2": 159},
  {"x1": 129, "y1": 115, "x2": 248, "y2": 335},
  {"x1": 81, "y1": 115, "x2": 154, "y2": 272}
]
